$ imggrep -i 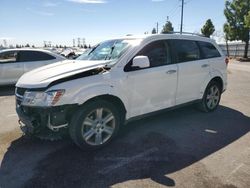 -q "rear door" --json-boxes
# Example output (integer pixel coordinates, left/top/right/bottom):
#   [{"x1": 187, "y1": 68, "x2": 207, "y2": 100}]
[
  {"x1": 0, "y1": 51, "x2": 24, "y2": 85},
  {"x1": 18, "y1": 51, "x2": 57, "y2": 73},
  {"x1": 170, "y1": 39, "x2": 210, "y2": 105}
]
